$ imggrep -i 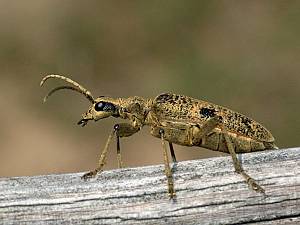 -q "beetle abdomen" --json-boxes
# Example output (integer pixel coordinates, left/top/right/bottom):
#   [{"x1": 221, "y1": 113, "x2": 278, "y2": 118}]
[{"x1": 199, "y1": 129, "x2": 277, "y2": 153}]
